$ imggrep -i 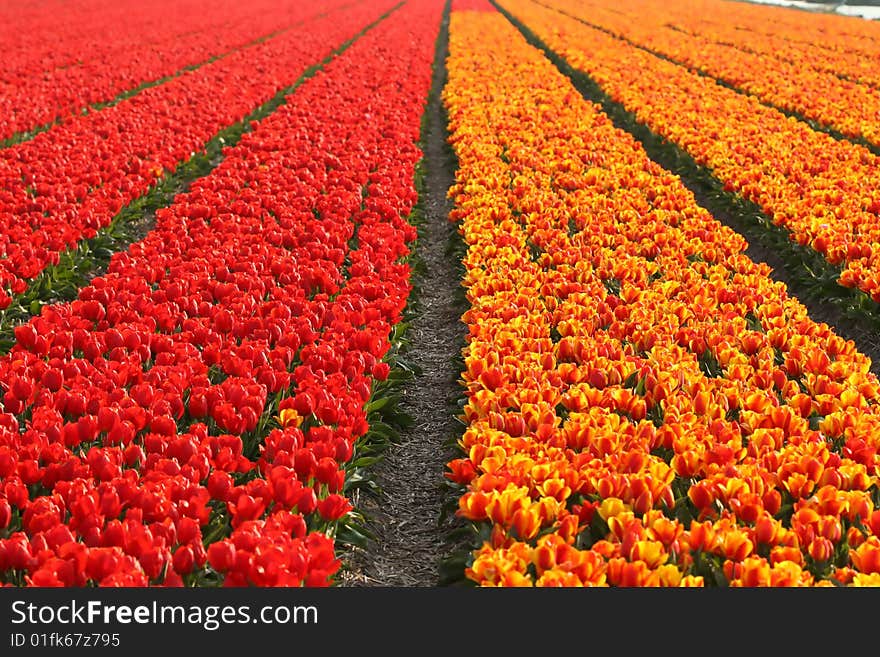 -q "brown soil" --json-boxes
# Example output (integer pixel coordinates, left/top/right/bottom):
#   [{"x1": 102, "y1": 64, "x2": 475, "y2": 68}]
[{"x1": 337, "y1": 6, "x2": 470, "y2": 587}]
